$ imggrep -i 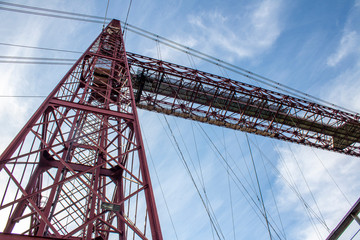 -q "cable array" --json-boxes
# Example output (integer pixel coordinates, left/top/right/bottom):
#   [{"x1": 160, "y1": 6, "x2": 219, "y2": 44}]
[
  {"x1": 0, "y1": 0, "x2": 356, "y2": 114},
  {"x1": 161, "y1": 115, "x2": 225, "y2": 240}
]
